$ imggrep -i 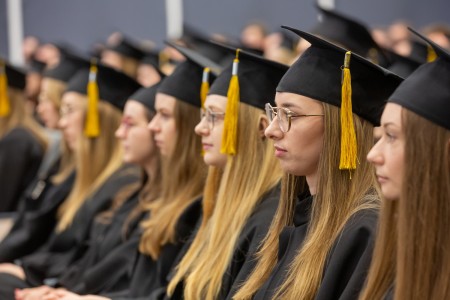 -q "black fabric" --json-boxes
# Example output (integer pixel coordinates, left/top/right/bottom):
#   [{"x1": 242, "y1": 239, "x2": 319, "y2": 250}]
[
  {"x1": 385, "y1": 49, "x2": 424, "y2": 78},
  {"x1": 43, "y1": 51, "x2": 89, "y2": 83},
  {"x1": 104, "y1": 197, "x2": 202, "y2": 300},
  {"x1": 129, "y1": 82, "x2": 163, "y2": 114},
  {"x1": 28, "y1": 58, "x2": 47, "y2": 74},
  {"x1": 208, "y1": 44, "x2": 288, "y2": 109},
  {"x1": 389, "y1": 28, "x2": 450, "y2": 130},
  {"x1": 2, "y1": 60, "x2": 26, "y2": 90},
  {"x1": 106, "y1": 37, "x2": 146, "y2": 61},
  {"x1": 277, "y1": 27, "x2": 403, "y2": 126},
  {"x1": 0, "y1": 167, "x2": 75, "y2": 262},
  {"x1": 0, "y1": 127, "x2": 45, "y2": 212},
  {"x1": 158, "y1": 42, "x2": 221, "y2": 108},
  {"x1": 140, "y1": 51, "x2": 166, "y2": 79},
  {"x1": 254, "y1": 196, "x2": 378, "y2": 300},
  {"x1": 58, "y1": 191, "x2": 145, "y2": 294},
  {"x1": 66, "y1": 62, "x2": 142, "y2": 111},
  {"x1": 0, "y1": 164, "x2": 140, "y2": 291}
]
